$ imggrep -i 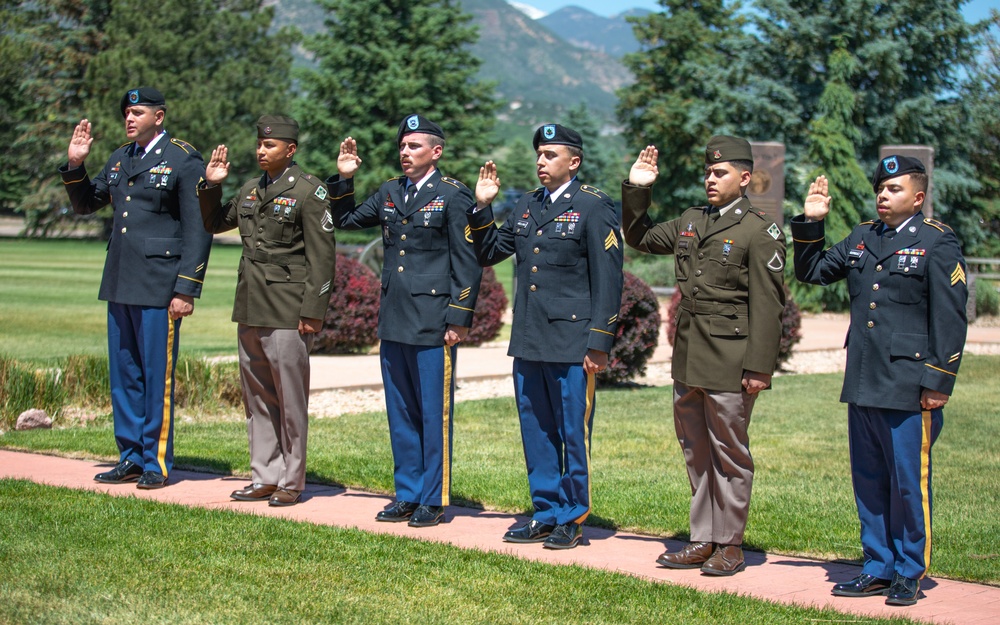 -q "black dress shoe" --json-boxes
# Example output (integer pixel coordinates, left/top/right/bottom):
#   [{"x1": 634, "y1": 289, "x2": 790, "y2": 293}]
[
  {"x1": 231, "y1": 483, "x2": 278, "y2": 501},
  {"x1": 503, "y1": 519, "x2": 556, "y2": 543},
  {"x1": 543, "y1": 523, "x2": 583, "y2": 550},
  {"x1": 885, "y1": 573, "x2": 920, "y2": 606},
  {"x1": 408, "y1": 505, "x2": 444, "y2": 527},
  {"x1": 376, "y1": 500, "x2": 419, "y2": 522},
  {"x1": 94, "y1": 460, "x2": 143, "y2": 484},
  {"x1": 136, "y1": 471, "x2": 167, "y2": 489},
  {"x1": 831, "y1": 573, "x2": 892, "y2": 597}
]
